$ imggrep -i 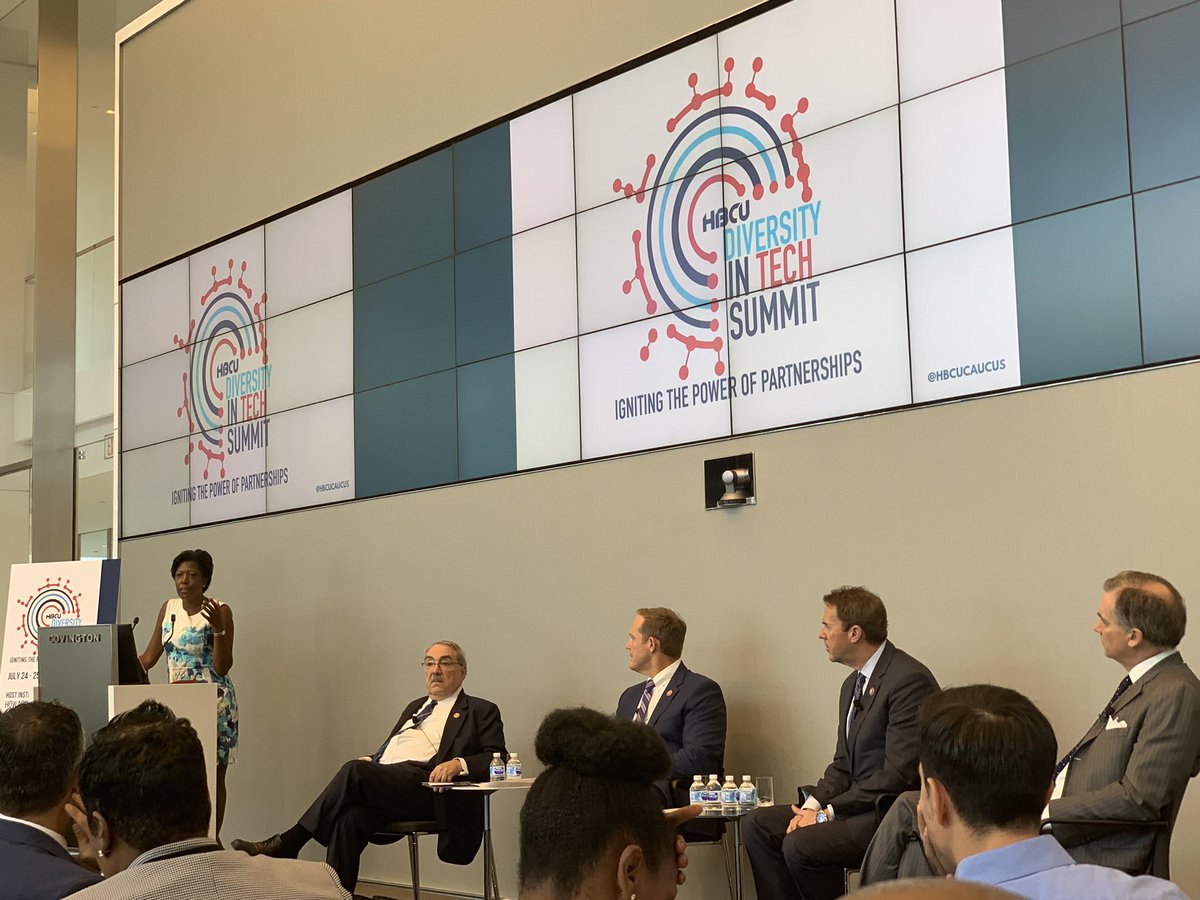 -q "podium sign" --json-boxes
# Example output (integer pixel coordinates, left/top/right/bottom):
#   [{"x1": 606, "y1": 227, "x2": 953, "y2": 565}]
[
  {"x1": 39, "y1": 625, "x2": 119, "y2": 741},
  {"x1": 2, "y1": 560, "x2": 121, "y2": 711}
]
